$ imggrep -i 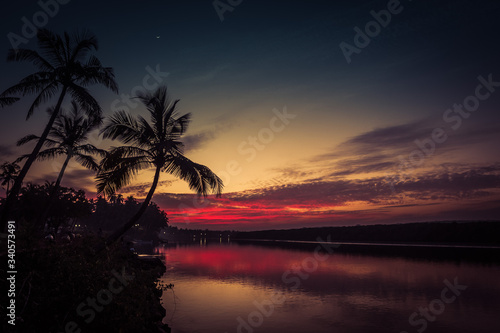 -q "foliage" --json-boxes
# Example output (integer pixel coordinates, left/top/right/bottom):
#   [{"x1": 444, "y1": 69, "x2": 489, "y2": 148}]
[
  {"x1": 85, "y1": 196, "x2": 169, "y2": 242},
  {"x1": 16, "y1": 100, "x2": 105, "y2": 176},
  {"x1": 0, "y1": 161, "x2": 20, "y2": 195},
  {"x1": 95, "y1": 85, "x2": 222, "y2": 247},
  {"x1": 1, "y1": 29, "x2": 118, "y2": 119},
  {"x1": 5, "y1": 182, "x2": 93, "y2": 233},
  {"x1": 97, "y1": 85, "x2": 223, "y2": 197},
  {"x1": 0, "y1": 28, "x2": 117, "y2": 231},
  {"x1": 2, "y1": 234, "x2": 166, "y2": 333}
]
